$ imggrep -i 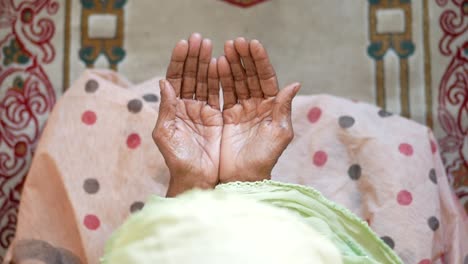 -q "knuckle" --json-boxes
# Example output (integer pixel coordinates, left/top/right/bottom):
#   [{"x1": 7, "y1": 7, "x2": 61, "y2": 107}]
[
  {"x1": 233, "y1": 73, "x2": 245, "y2": 81},
  {"x1": 183, "y1": 72, "x2": 197, "y2": 78}
]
